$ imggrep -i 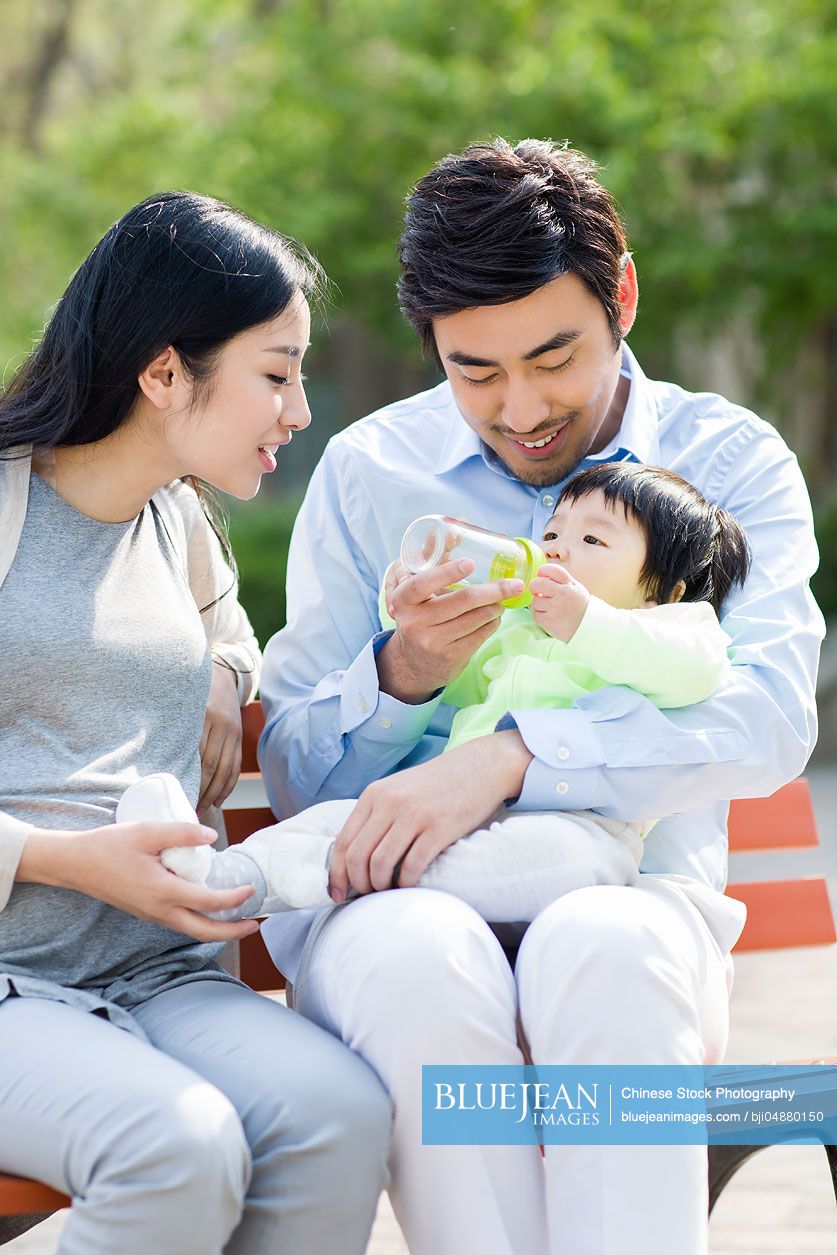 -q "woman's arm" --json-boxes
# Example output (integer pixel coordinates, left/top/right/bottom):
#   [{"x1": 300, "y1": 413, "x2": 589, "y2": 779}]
[
  {"x1": 161, "y1": 479, "x2": 262, "y2": 704},
  {"x1": 10, "y1": 817, "x2": 262, "y2": 941},
  {"x1": 158, "y1": 480, "x2": 263, "y2": 807}
]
